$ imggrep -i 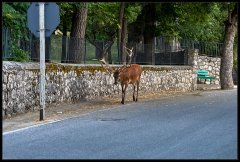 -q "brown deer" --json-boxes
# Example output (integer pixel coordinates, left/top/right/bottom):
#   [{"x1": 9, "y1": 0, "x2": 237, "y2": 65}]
[{"x1": 99, "y1": 46, "x2": 142, "y2": 104}]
